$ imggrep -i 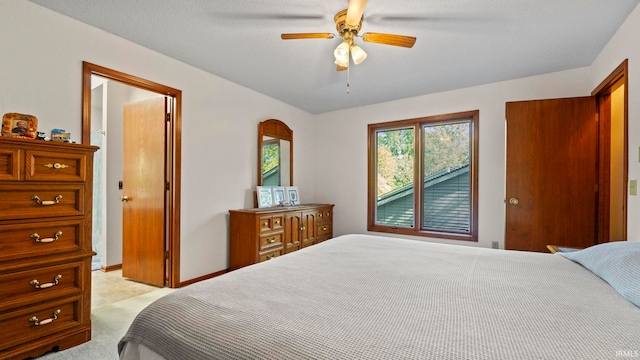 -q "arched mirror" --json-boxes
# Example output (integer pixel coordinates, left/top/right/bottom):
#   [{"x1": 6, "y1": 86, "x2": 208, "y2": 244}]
[{"x1": 258, "y1": 119, "x2": 293, "y2": 186}]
